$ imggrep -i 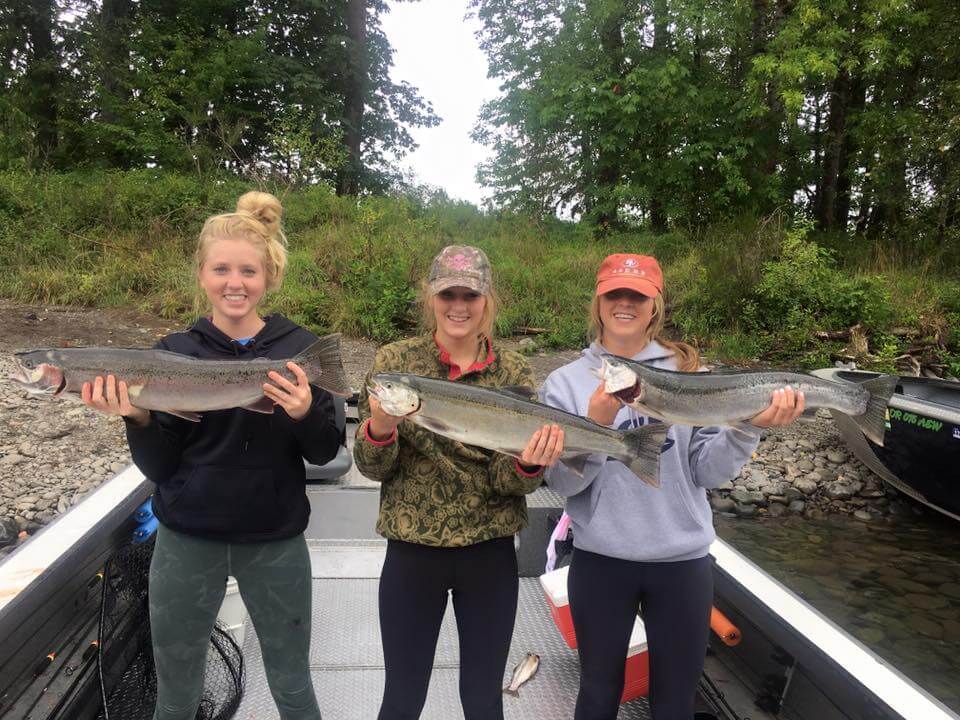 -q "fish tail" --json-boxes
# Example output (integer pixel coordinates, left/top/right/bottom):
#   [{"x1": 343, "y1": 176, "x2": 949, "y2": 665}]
[
  {"x1": 619, "y1": 423, "x2": 670, "y2": 487},
  {"x1": 295, "y1": 334, "x2": 353, "y2": 397},
  {"x1": 851, "y1": 374, "x2": 898, "y2": 446}
]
